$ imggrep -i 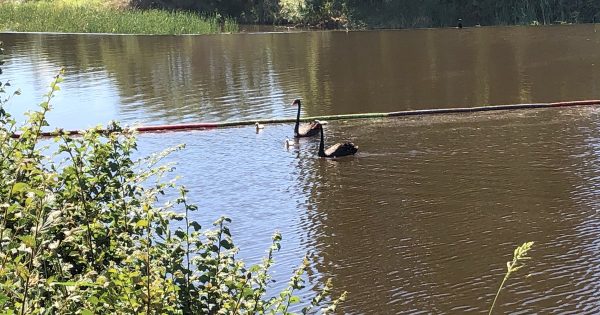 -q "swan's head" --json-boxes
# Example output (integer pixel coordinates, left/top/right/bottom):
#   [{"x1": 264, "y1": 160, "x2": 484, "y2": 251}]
[
  {"x1": 291, "y1": 99, "x2": 301, "y2": 106},
  {"x1": 255, "y1": 122, "x2": 264, "y2": 129}
]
